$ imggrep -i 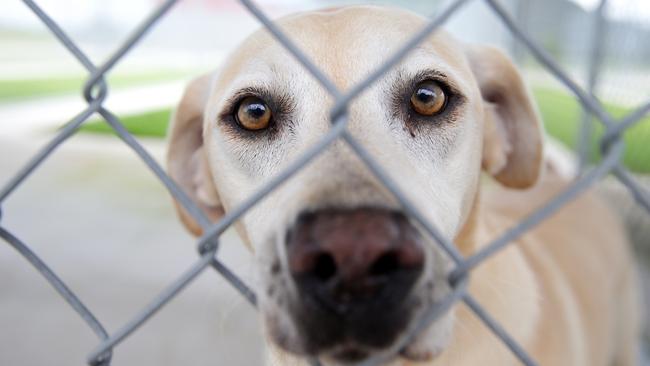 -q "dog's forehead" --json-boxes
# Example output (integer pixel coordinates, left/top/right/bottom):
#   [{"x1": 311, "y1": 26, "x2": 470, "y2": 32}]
[{"x1": 215, "y1": 6, "x2": 472, "y2": 93}]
